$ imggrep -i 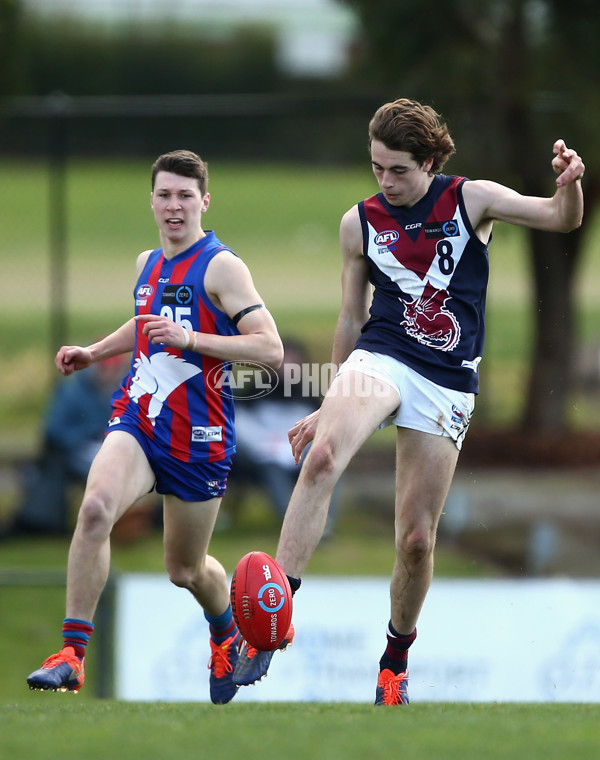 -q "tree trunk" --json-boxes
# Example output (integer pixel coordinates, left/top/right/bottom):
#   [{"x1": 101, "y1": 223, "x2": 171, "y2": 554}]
[{"x1": 521, "y1": 225, "x2": 584, "y2": 430}]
